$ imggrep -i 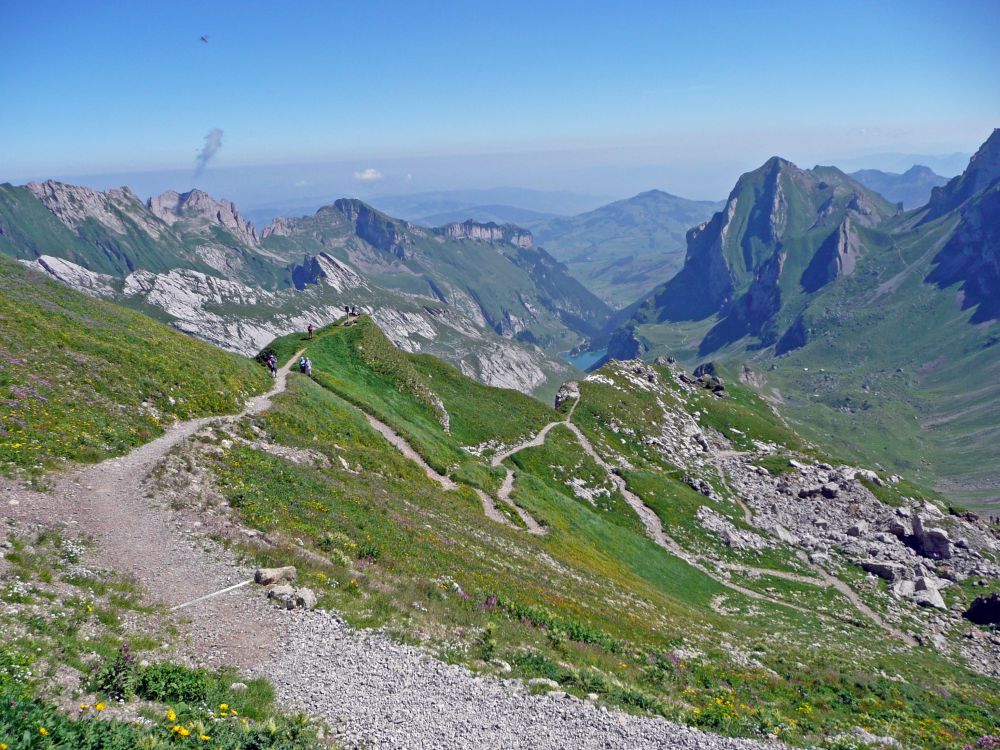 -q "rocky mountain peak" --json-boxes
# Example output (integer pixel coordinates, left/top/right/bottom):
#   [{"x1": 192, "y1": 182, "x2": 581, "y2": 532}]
[
  {"x1": 26, "y1": 180, "x2": 158, "y2": 236},
  {"x1": 434, "y1": 220, "x2": 533, "y2": 248},
  {"x1": 147, "y1": 189, "x2": 258, "y2": 246},
  {"x1": 928, "y1": 128, "x2": 1000, "y2": 215}
]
